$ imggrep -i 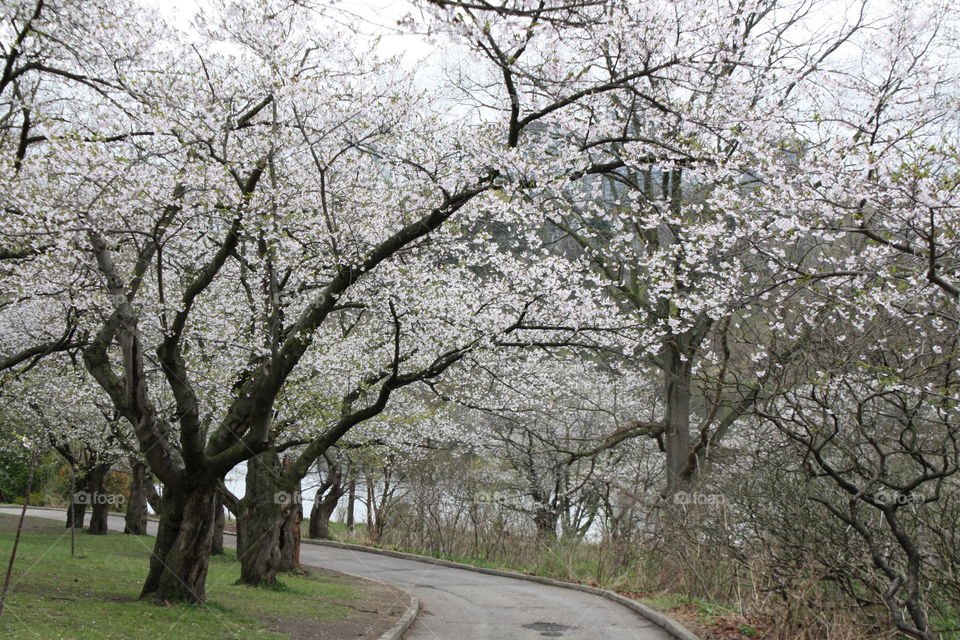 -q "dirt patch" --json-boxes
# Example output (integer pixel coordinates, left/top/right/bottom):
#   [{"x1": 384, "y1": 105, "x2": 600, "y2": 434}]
[{"x1": 259, "y1": 566, "x2": 411, "y2": 640}]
